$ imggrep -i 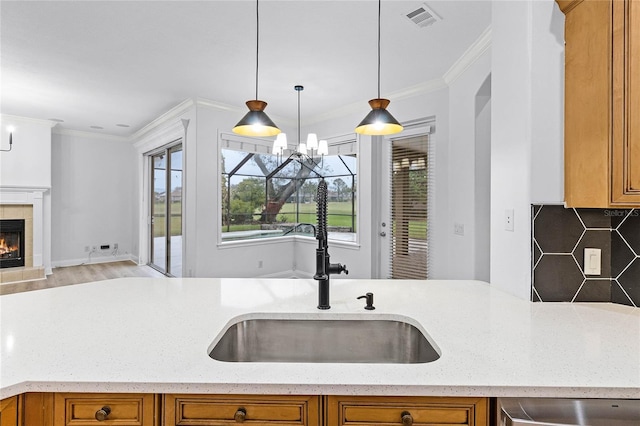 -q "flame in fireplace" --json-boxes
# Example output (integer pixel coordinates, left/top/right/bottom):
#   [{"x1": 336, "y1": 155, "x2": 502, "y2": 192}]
[{"x1": 0, "y1": 236, "x2": 20, "y2": 258}]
